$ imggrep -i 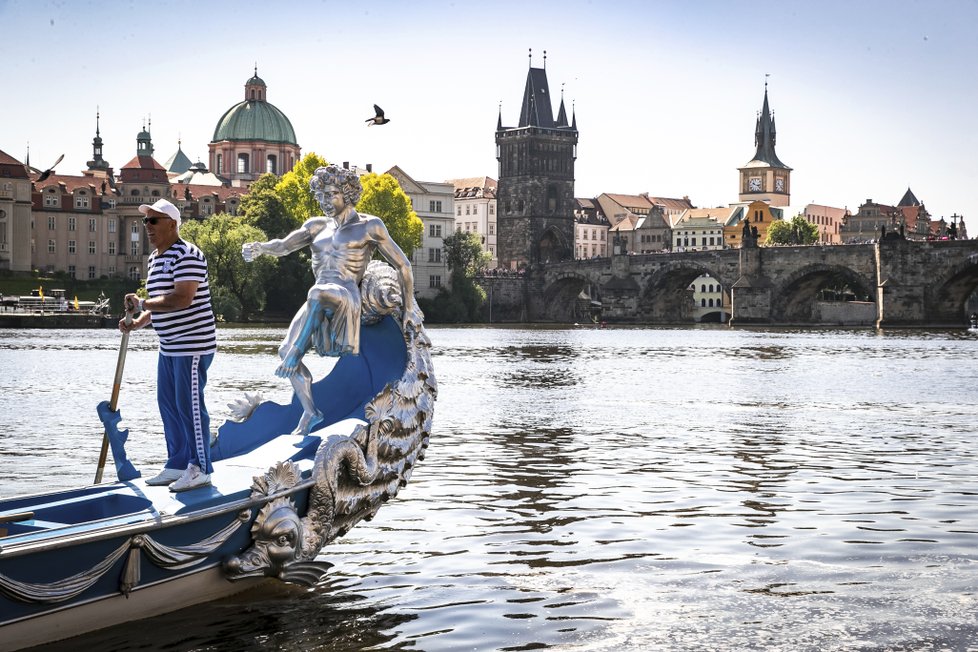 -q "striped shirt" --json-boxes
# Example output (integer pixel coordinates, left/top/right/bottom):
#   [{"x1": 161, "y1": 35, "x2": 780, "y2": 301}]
[{"x1": 146, "y1": 239, "x2": 217, "y2": 356}]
